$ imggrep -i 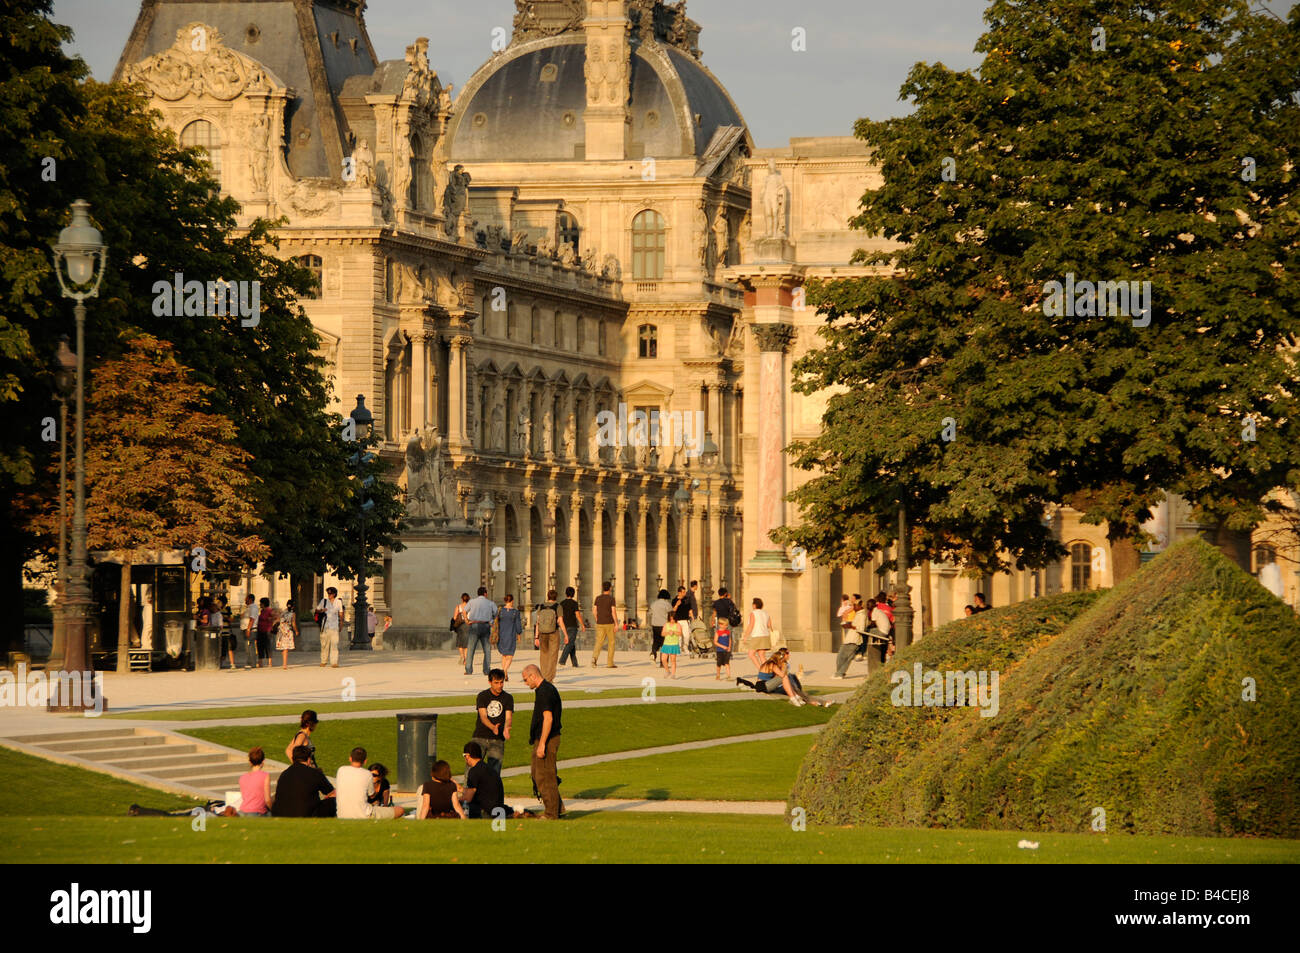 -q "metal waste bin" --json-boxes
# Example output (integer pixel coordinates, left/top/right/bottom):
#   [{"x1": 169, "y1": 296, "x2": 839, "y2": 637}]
[
  {"x1": 396, "y1": 713, "x2": 437, "y2": 792},
  {"x1": 194, "y1": 627, "x2": 220, "y2": 671}
]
